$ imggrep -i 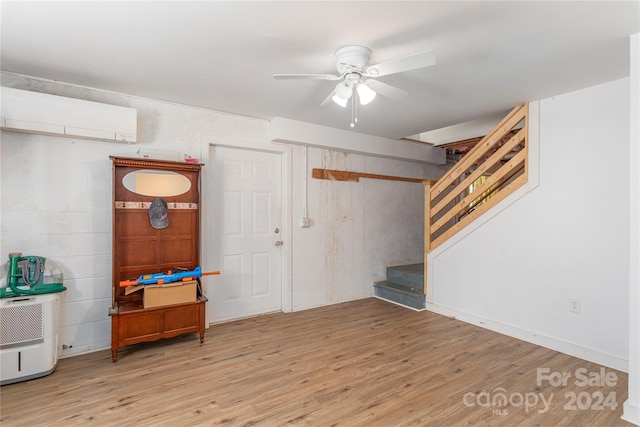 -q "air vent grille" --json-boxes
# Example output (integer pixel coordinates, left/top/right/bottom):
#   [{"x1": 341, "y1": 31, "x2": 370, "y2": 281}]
[{"x1": 0, "y1": 302, "x2": 44, "y2": 347}]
